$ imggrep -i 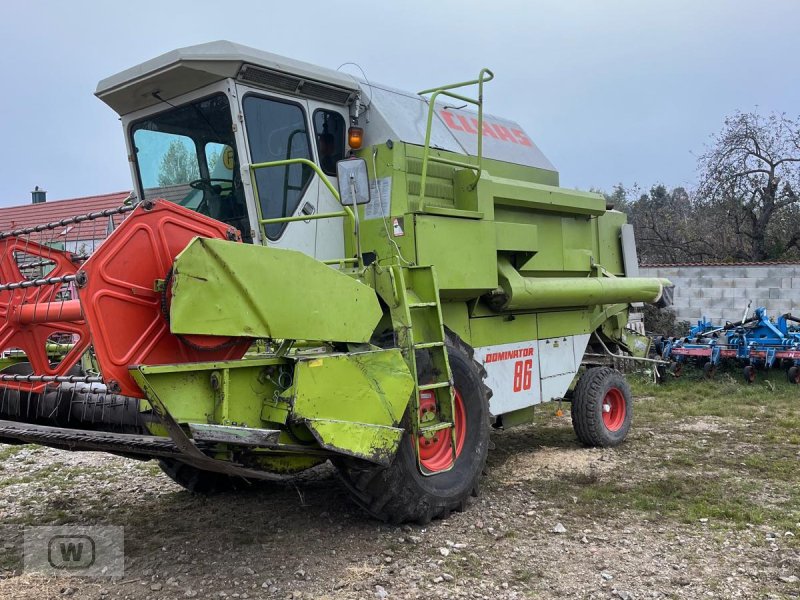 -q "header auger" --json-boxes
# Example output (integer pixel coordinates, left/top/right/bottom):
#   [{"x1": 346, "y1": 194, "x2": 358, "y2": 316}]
[{"x1": 0, "y1": 41, "x2": 672, "y2": 523}]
